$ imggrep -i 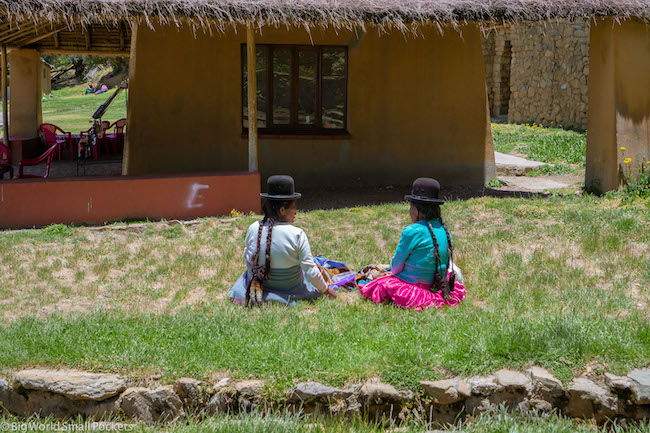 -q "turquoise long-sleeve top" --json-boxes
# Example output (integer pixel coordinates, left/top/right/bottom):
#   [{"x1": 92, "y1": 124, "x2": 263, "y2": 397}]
[{"x1": 391, "y1": 219, "x2": 450, "y2": 285}]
